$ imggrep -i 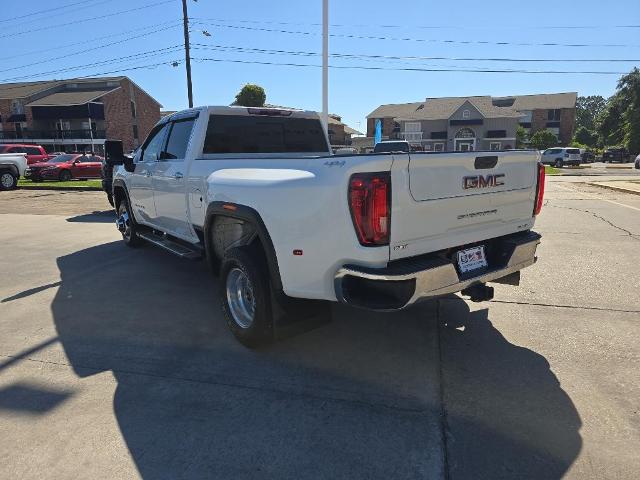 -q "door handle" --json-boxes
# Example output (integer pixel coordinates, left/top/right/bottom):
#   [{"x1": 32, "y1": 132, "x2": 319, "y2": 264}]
[
  {"x1": 174, "y1": 172, "x2": 184, "y2": 179},
  {"x1": 144, "y1": 171, "x2": 152, "y2": 177}
]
